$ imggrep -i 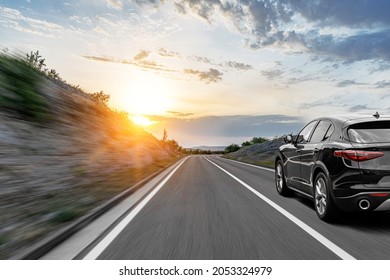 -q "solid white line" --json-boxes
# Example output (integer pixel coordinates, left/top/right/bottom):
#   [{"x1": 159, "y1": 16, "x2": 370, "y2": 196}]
[
  {"x1": 220, "y1": 157, "x2": 274, "y2": 172},
  {"x1": 204, "y1": 157, "x2": 356, "y2": 260},
  {"x1": 83, "y1": 157, "x2": 188, "y2": 260}
]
